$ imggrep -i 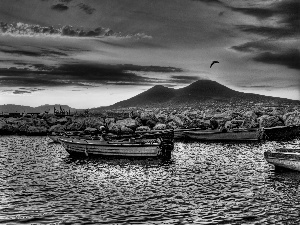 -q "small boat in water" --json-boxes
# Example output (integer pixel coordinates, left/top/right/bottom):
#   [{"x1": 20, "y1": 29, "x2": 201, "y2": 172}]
[
  {"x1": 58, "y1": 136, "x2": 174, "y2": 159},
  {"x1": 184, "y1": 128, "x2": 263, "y2": 141},
  {"x1": 264, "y1": 148, "x2": 300, "y2": 172}
]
